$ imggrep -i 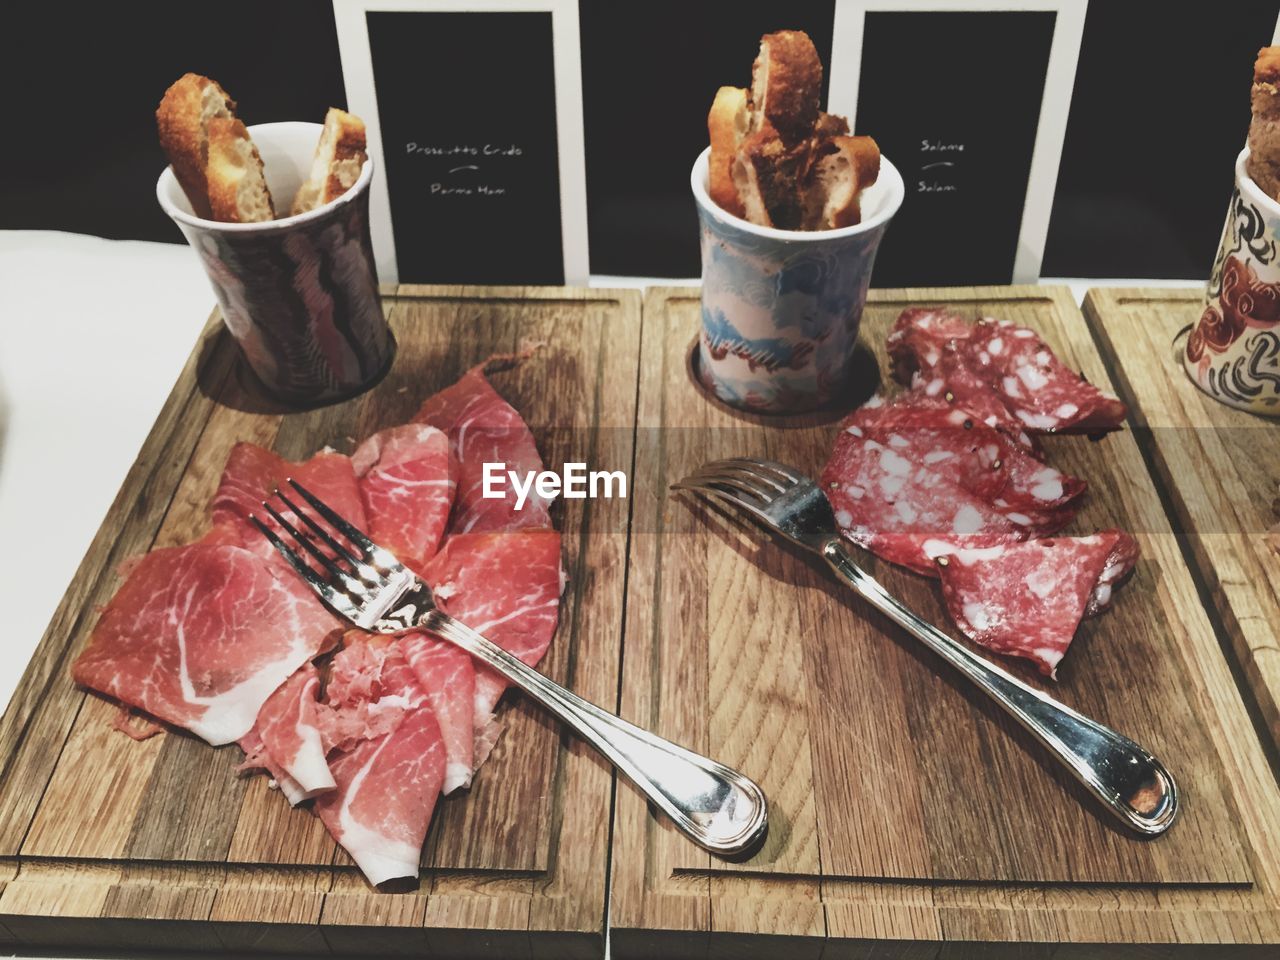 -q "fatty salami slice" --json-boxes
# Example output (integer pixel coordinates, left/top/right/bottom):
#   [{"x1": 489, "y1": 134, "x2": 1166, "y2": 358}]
[
  {"x1": 821, "y1": 428, "x2": 1026, "y2": 576},
  {"x1": 845, "y1": 393, "x2": 1084, "y2": 533},
  {"x1": 886, "y1": 307, "x2": 973, "y2": 384},
  {"x1": 963, "y1": 319, "x2": 1127, "y2": 435},
  {"x1": 909, "y1": 345, "x2": 1033, "y2": 447},
  {"x1": 933, "y1": 530, "x2": 1140, "y2": 678}
]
